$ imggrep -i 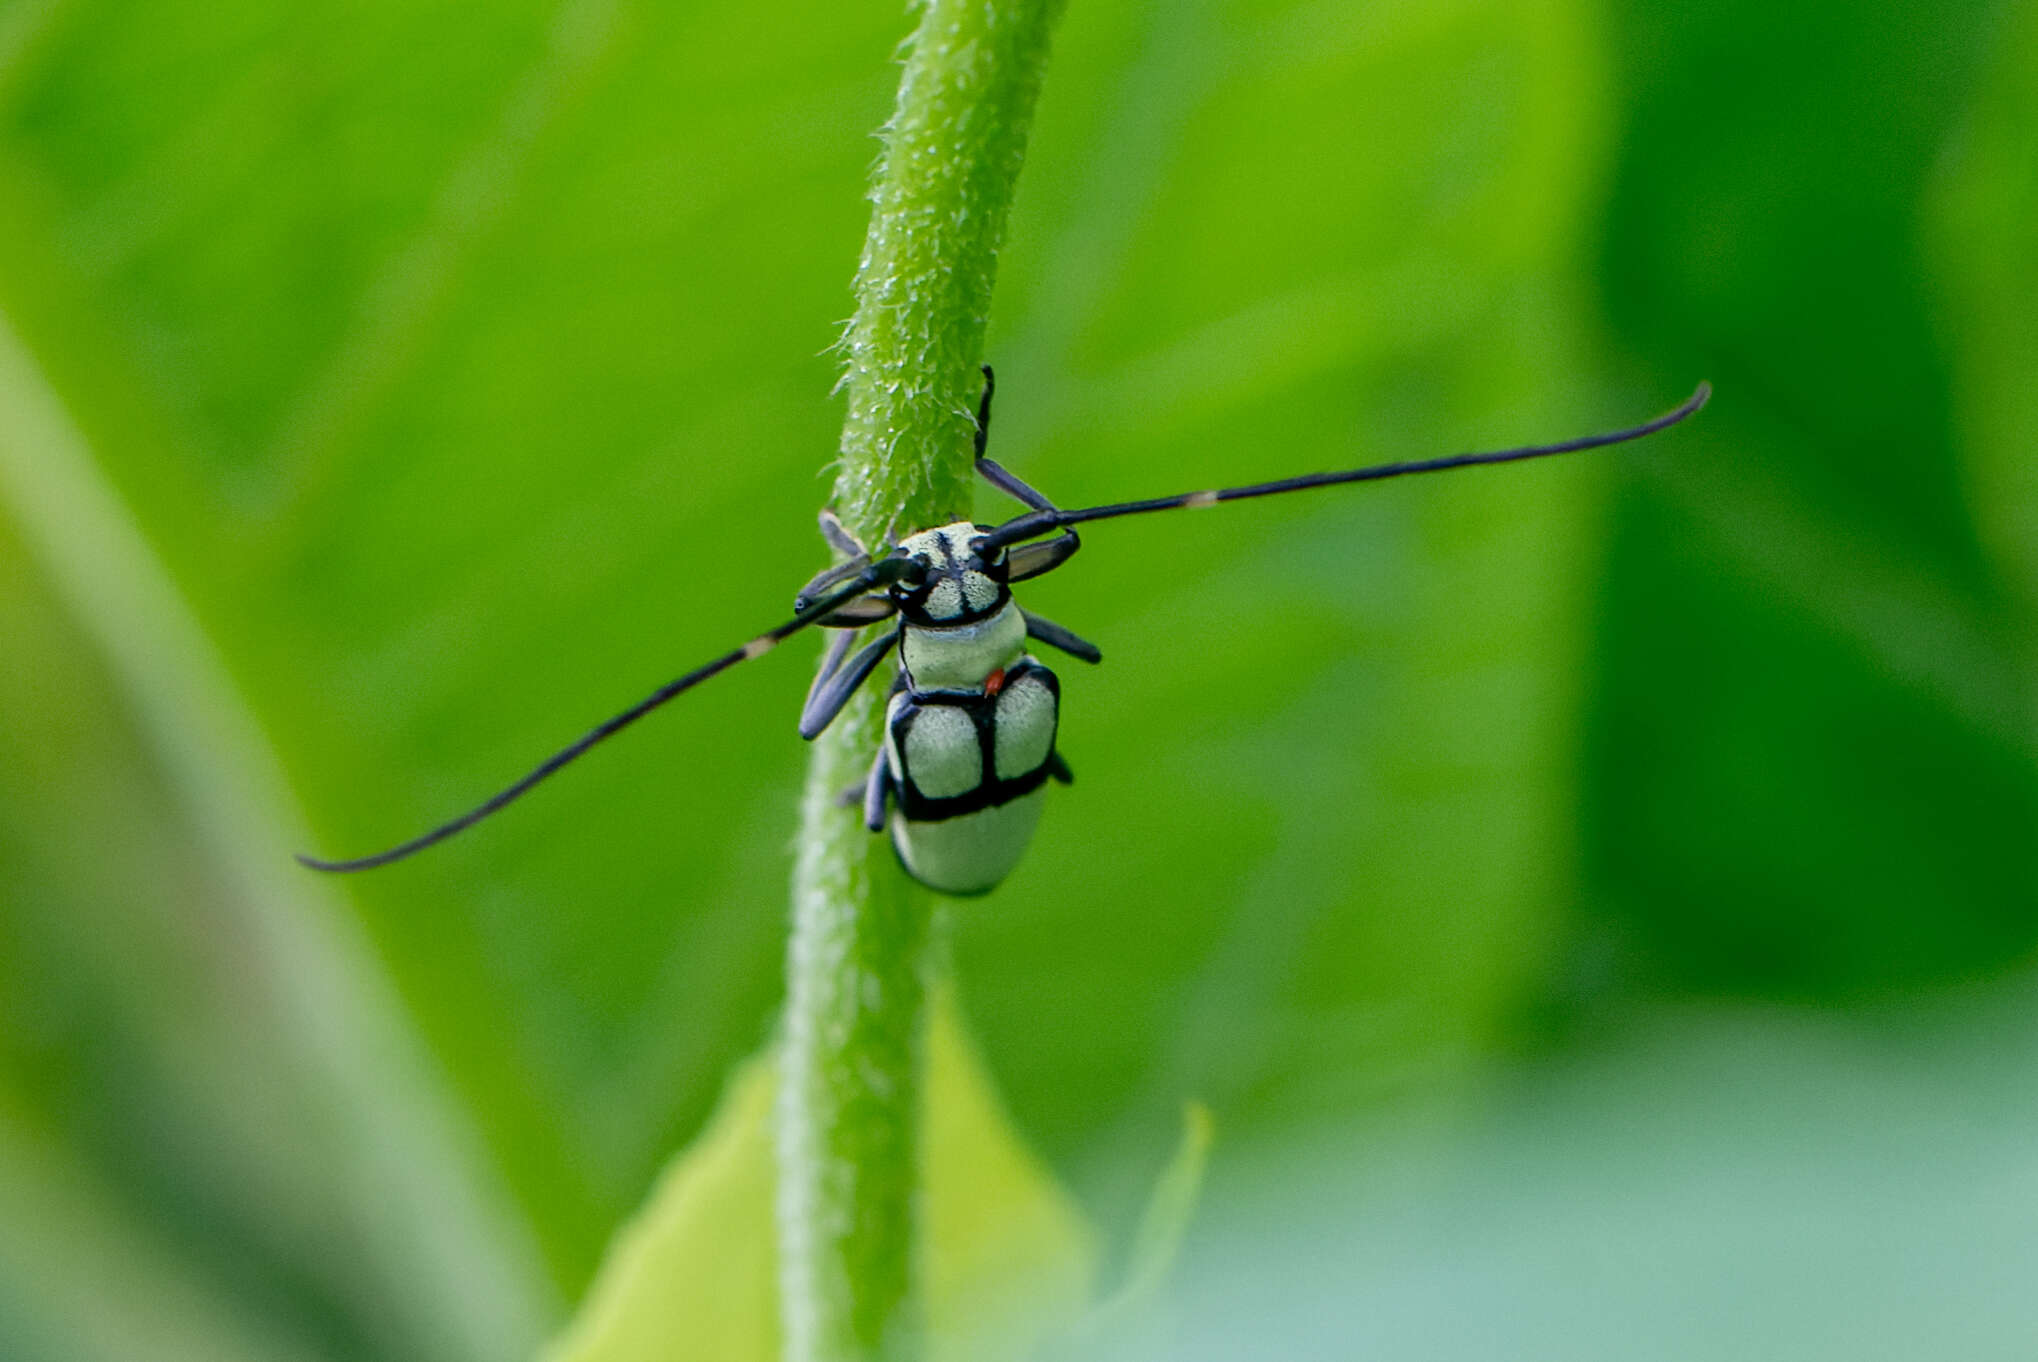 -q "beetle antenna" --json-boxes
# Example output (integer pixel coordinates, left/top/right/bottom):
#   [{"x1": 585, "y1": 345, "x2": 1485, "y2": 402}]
[
  {"x1": 296, "y1": 558, "x2": 916, "y2": 873},
  {"x1": 975, "y1": 382, "x2": 1711, "y2": 550}
]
